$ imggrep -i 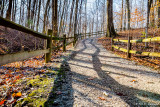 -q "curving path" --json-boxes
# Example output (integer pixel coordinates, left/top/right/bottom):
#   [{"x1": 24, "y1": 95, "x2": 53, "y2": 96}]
[{"x1": 56, "y1": 37, "x2": 160, "y2": 107}]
